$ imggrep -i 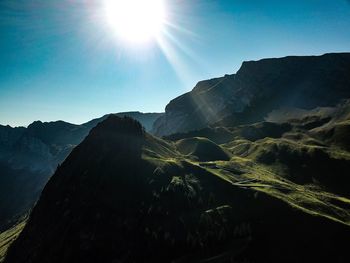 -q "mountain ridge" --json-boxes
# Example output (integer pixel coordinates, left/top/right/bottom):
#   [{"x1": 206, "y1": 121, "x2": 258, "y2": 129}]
[{"x1": 153, "y1": 52, "x2": 350, "y2": 136}]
